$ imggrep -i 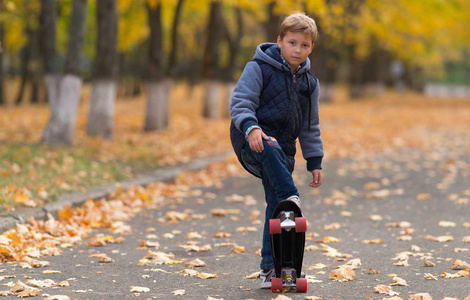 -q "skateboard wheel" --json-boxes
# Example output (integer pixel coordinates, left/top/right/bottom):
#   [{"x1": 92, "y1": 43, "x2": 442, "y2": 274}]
[
  {"x1": 269, "y1": 219, "x2": 282, "y2": 234},
  {"x1": 296, "y1": 278, "x2": 307, "y2": 293},
  {"x1": 271, "y1": 278, "x2": 283, "y2": 292},
  {"x1": 295, "y1": 217, "x2": 307, "y2": 232}
]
